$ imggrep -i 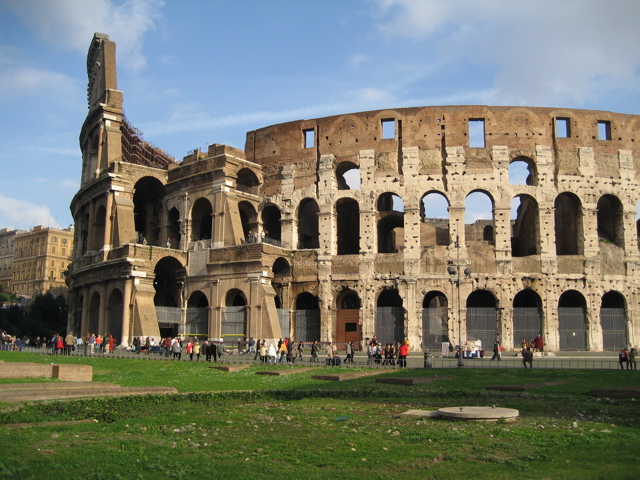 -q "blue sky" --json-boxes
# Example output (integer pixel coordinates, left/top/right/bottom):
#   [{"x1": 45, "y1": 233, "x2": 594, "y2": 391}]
[{"x1": 1, "y1": 0, "x2": 639, "y2": 230}]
